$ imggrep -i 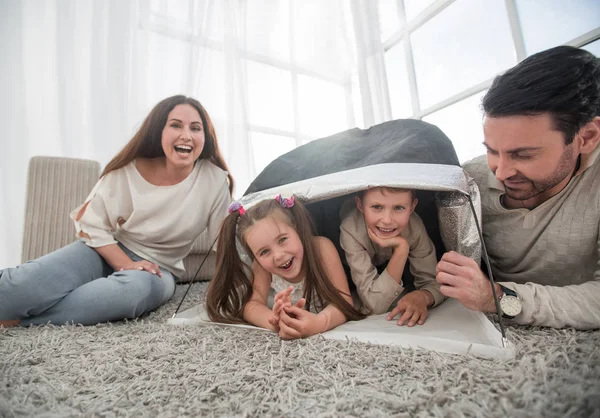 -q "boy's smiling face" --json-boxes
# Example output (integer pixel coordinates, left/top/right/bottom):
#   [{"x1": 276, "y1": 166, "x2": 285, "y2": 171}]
[{"x1": 356, "y1": 188, "x2": 417, "y2": 239}]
